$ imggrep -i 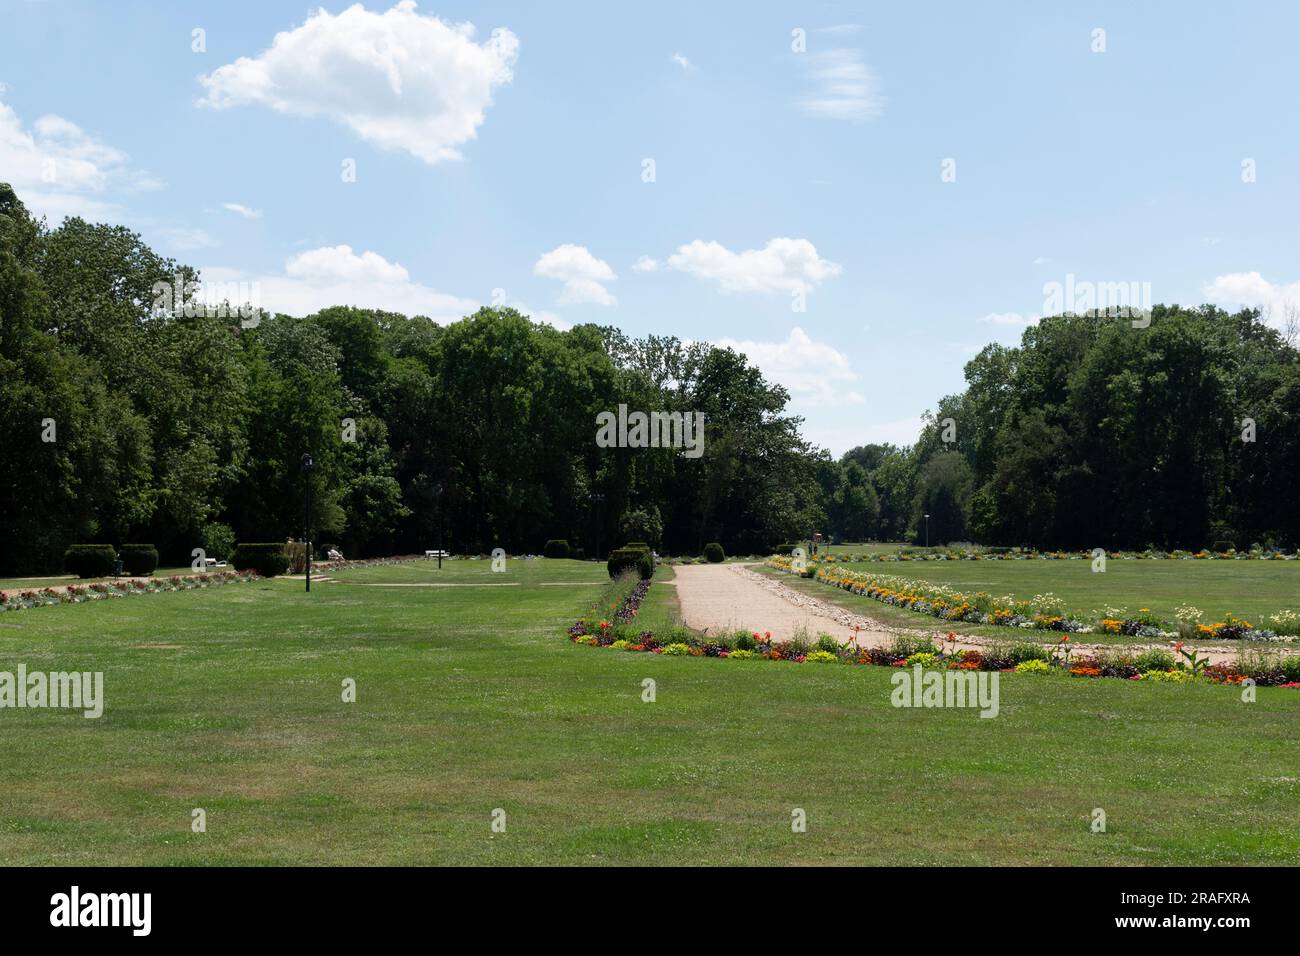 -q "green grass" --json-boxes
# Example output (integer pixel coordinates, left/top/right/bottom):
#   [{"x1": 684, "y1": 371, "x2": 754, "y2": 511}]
[
  {"x1": 823, "y1": 556, "x2": 1300, "y2": 625},
  {"x1": 2, "y1": 557, "x2": 1298, "y2": 865}
]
